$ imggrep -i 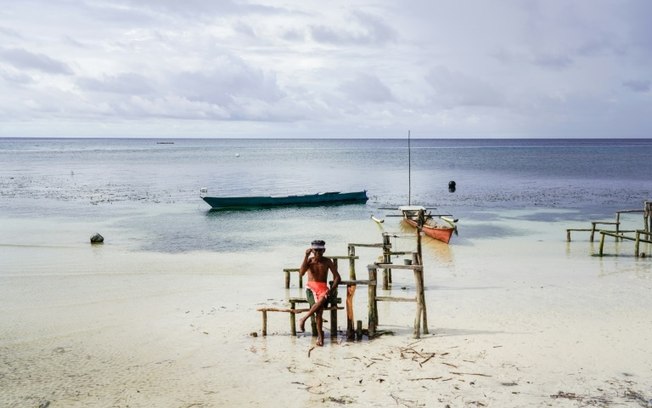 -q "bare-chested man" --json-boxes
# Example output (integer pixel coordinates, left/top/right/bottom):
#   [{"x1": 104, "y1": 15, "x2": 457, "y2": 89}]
[{"x1": 298, "y1": 239, "x2": 341, "y2": 346}]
